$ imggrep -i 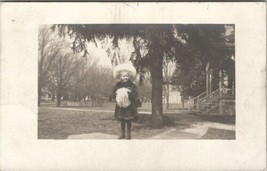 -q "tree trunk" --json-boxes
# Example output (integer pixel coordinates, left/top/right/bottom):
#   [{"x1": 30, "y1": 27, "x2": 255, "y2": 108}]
[
  {"x1": 219, "y1": 70, "x2": 223, "y2": 98},
  {"x1": 57, "y1": 92, "x2": 61, "y2": 107},
  {"x1": 206, "y1": 62, "x2": 210, "y2": 96},
  {"x1": 181, "y1": 95, "x2": 184, "y2": 109},
  {"x1": 38, "y1": 82, "x2": 42, "y2": 106},
  {"x1": 209, "y1": 69, "x2": 213, "y2": 93},
  {"x1": 57, "y1": 86, "x2": 61, "y2": 107},
  {"x1": 150, "y1": 53, "x2": 164, "y2": 128},
  {"x1": 166, "y1": 83, "x2": 170, "y2": 109},
  {"x1": 52, "y1": 93, "x2": 55, "y2": 101}
]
